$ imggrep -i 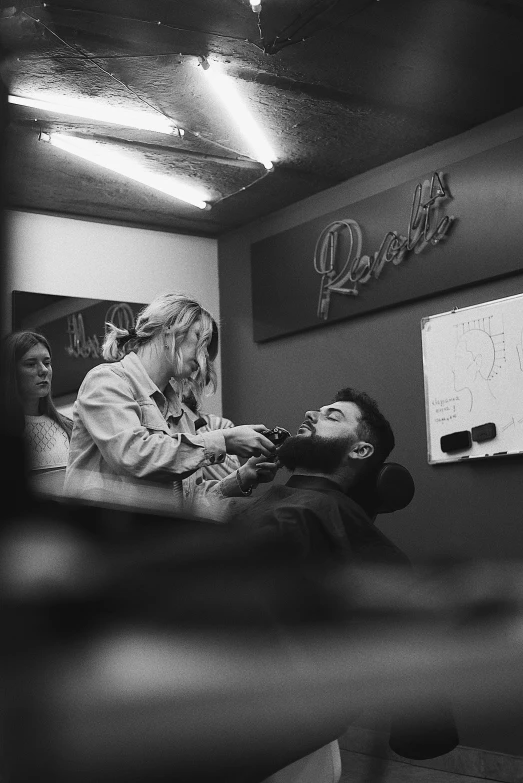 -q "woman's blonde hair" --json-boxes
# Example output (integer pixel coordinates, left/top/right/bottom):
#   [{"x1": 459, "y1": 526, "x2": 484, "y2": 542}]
[{"x1": 102, "y1": 294, "x2": 218, "y2": 402}]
